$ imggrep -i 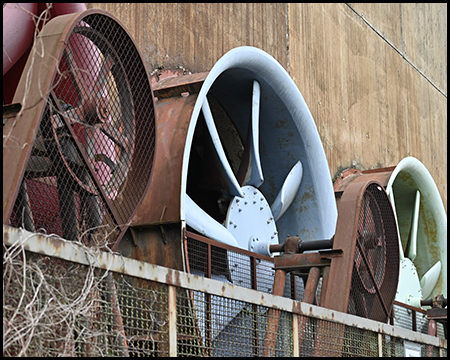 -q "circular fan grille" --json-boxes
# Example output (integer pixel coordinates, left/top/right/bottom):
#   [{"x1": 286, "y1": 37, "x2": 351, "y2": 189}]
[
  {"x1": 10, "y1": 11, "x2": 155, "y2": 245},
  {"x1": 348, "y1": 183, "x2": 399, "y2": 322}
]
